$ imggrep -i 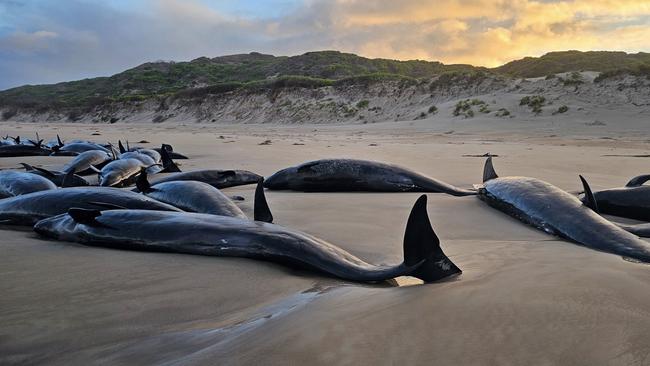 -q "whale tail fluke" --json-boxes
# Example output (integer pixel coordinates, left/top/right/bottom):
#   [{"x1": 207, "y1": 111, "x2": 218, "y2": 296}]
[
  {"x1": 403, "y1": 195, "x2": 461, "y2": 282},
  {"x1": 483, "y1": 157, "x2": 498, "y2": 182},
  {"x1": 254, "y1": 178, "x2": 273, "y2": 223}
]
